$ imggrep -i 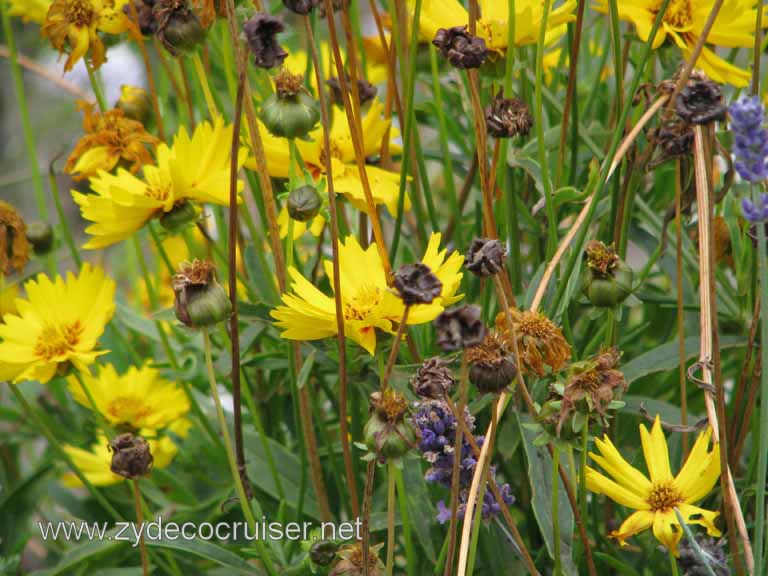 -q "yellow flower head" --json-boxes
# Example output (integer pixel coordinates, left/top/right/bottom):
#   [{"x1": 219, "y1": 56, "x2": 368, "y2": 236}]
[
  {"x1": 68, "y1": 363, "x2": 190, "y2": 430},
  {"x1": 594, "y1": 0, "x2": 767, "y2": 87},
  {"x1": 42, "y1": 0, "x2": 129, "y2": 72},
  {"x1": 6, "y1": 0, "x2": 53, "y2": 24},
  {"x1": 62, "y1": 431, "x2": 183, "y2": 487},
  {"x1": 65, "y1": 100, "x2": 159, "y2": 181},
  {"x1": 271, "y1": 232, "x2": 463, "y2": 354},
  {"x1": 73, "y1": 115, "x2": 246, "y2": 249},
  {"x1": 283, "y1": 42, "x2": 388, "y2": 91},
  {"x1": 414, "y1": 0, "x2": 576, "y2": 51},
  {"x1": 586, "y1": 415, "x2": 721, "y2": 555},
  {"x1": 0, "y1": 264, "x2": 115, "y2": 384}
]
